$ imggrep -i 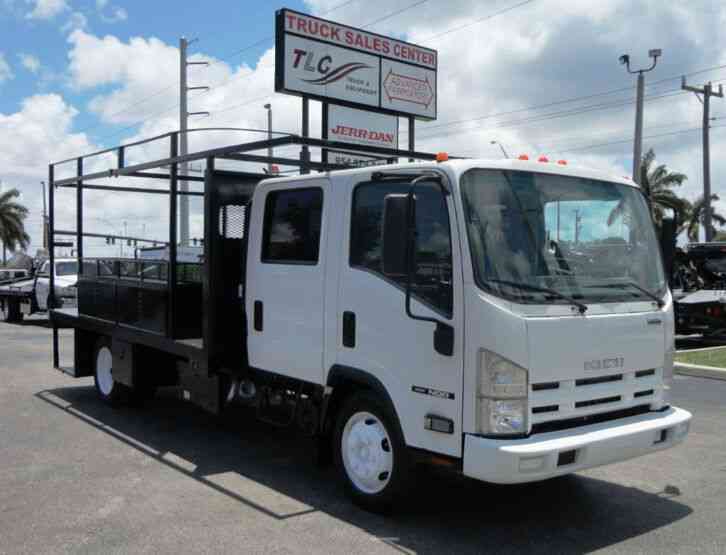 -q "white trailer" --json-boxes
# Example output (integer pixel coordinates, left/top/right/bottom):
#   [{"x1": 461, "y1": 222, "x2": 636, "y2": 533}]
[{"x1": 50, "y1": 135, "x2": 691, "y2": 513}]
